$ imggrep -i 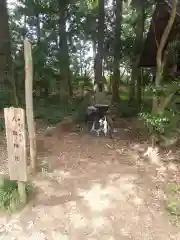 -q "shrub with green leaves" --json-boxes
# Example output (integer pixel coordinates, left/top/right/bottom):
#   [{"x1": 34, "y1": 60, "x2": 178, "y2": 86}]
[
  {"x1": 0, "y1": 176, "x2": 33, "y2": 212},
  {"x1": 139, "y1": 112, "x2": 169, "y2": 135},
  {"x1": 140, "y1": 79, "x2": 180, "y2": 144},
  {"x1": 139, "y1": 108, "x2": 180, "y2": 145}
]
